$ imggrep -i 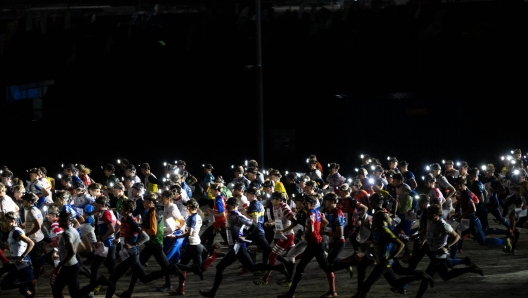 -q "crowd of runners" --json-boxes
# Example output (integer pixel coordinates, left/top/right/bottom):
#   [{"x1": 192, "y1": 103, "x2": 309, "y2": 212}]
[{"x1": 0, "y1": 149, "x2": 527, "y2": 298}]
